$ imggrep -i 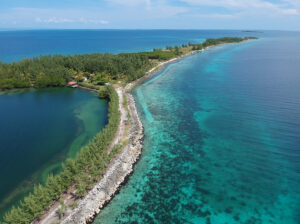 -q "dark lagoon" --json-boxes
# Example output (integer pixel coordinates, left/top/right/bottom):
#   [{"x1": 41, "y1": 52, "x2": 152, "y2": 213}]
[
  {"x1": 94, "y1": 32, "x2": 300, "y2": 223},
  {"x1": 0, "y1": 88, "x2": 107, "y2": 218}
]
